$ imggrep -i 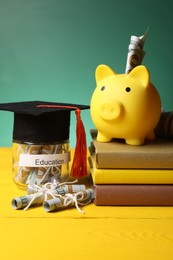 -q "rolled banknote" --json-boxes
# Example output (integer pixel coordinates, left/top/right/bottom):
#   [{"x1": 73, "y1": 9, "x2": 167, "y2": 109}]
[
  {"x1": 43, "y1": 188, "x2": 94, "y2": 212},
  {"x1": 155, "y1": 111, "x2": 173, "y2": 138},
  {"x1": 36, "y1": 144, "x2": 61, "y2": 184},
  {"x1": 12, "y1": 183, "x2": 59, "y2": 210},
  {"x1": 43, "y1": 197, "x2": 65, "y2": 212},
  {"x1": 13, "y1": 144, "x2": 42, "y2": 185},
  {"x1": 125, "y1": 29, "x2": 148, "y2": 73},
  {"x1": 12, "y1": 193, "x2": 45, "y2": 209},
  {"x1": 27, "y1": 183, "x2": 86, "y2": 196},
  {"x1": 36, "y1": 143, "x2": 70, "y2": 184}
]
